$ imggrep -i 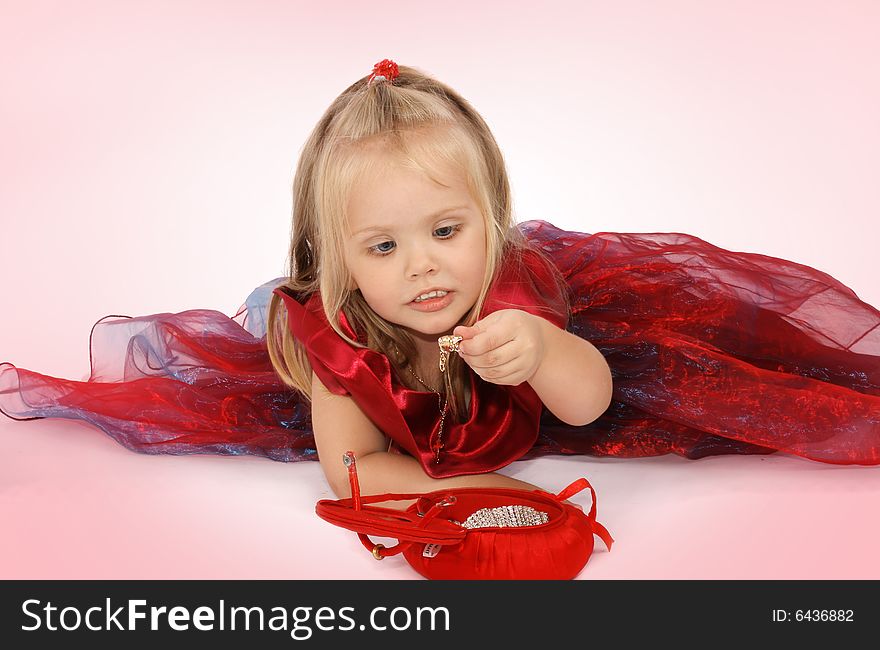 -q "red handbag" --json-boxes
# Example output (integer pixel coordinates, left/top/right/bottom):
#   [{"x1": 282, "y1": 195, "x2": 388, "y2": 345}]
[{"x1": 315, "y1": 452, "x2": 614, "y2": 580}]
